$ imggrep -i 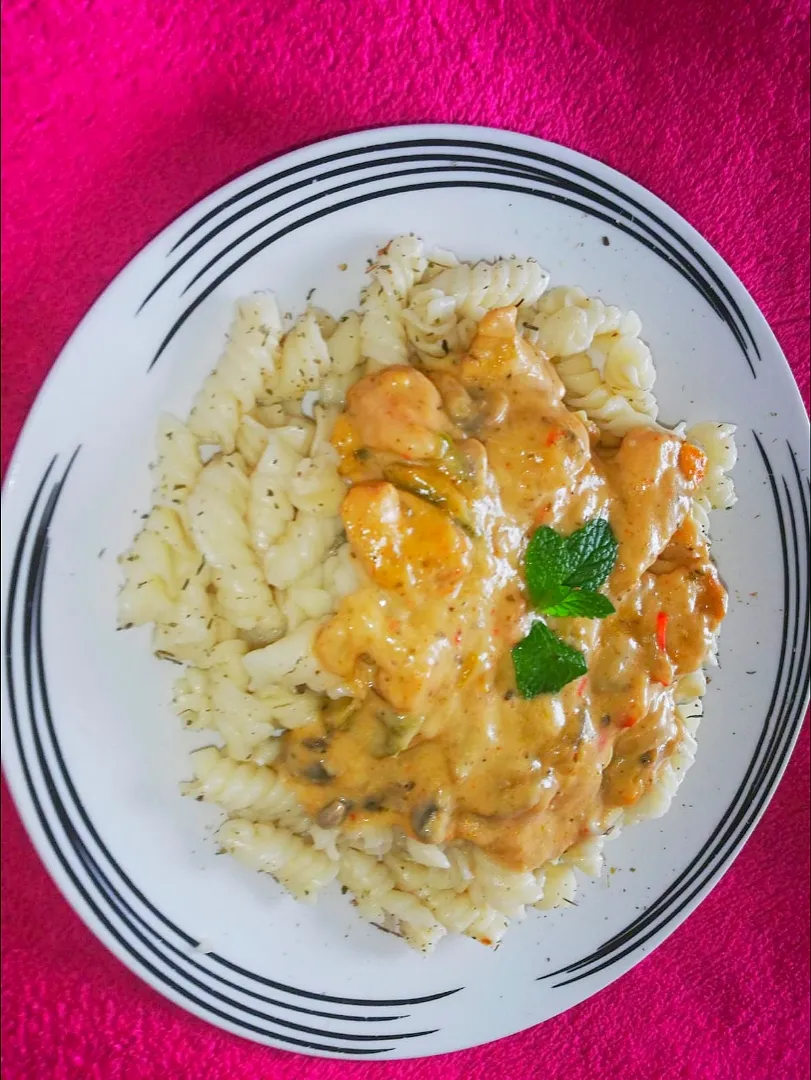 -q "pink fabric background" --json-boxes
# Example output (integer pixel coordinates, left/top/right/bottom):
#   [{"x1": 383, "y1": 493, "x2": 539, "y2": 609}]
[{"x1": 2, "y1": 0, "x2": 809, "y2": 1077}]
